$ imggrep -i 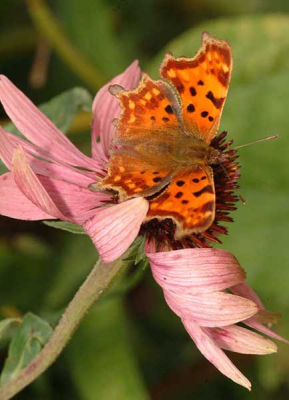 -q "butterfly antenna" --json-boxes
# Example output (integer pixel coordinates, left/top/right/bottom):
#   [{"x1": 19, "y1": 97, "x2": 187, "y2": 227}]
[
  {"x1": 233, "y1": 134, "x2": 277, "y2": 150},
  {"x1": 219, "y1": 162, "x2": 246, "y2": 205},
  {"x1": 222, "y1": 134, "x2": 277, "y2": 204}
]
